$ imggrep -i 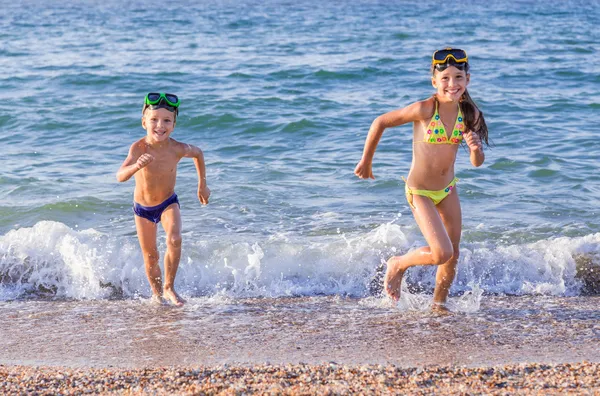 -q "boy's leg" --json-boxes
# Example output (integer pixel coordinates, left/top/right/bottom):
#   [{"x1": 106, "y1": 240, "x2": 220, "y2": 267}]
[
  {"x1": 134, "y1": 216, "x2": 162, "y2": 299},
  {"x1": 384, "y1": 194, "x2": 454, "y2": 301},
  {"x1": 432, "y1": 188, "x2": 462, "y2": 306},
  {"x1": 160, "y1": 203, "x2": 185, "y2": 306}
]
